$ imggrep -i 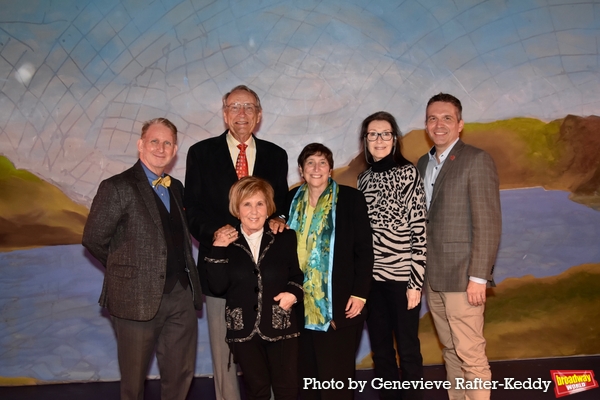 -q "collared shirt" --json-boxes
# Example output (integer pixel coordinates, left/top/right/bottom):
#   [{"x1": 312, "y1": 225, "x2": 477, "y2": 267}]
[
  {"x1": 241, "y1": 227, "x2": 264, "y2": 263},
  {"x1": 423, "y1": 139, "x2": 486, "y2": 284},
  {"x1": 141, "y1": 161, "x2": 170, "y2": 212},
  {"x1": 226, "y1": 132, "x2": 256, "y2": 175},
  {"x1": 423, "y1": 138, "x2": 459, "y2": 210}
]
